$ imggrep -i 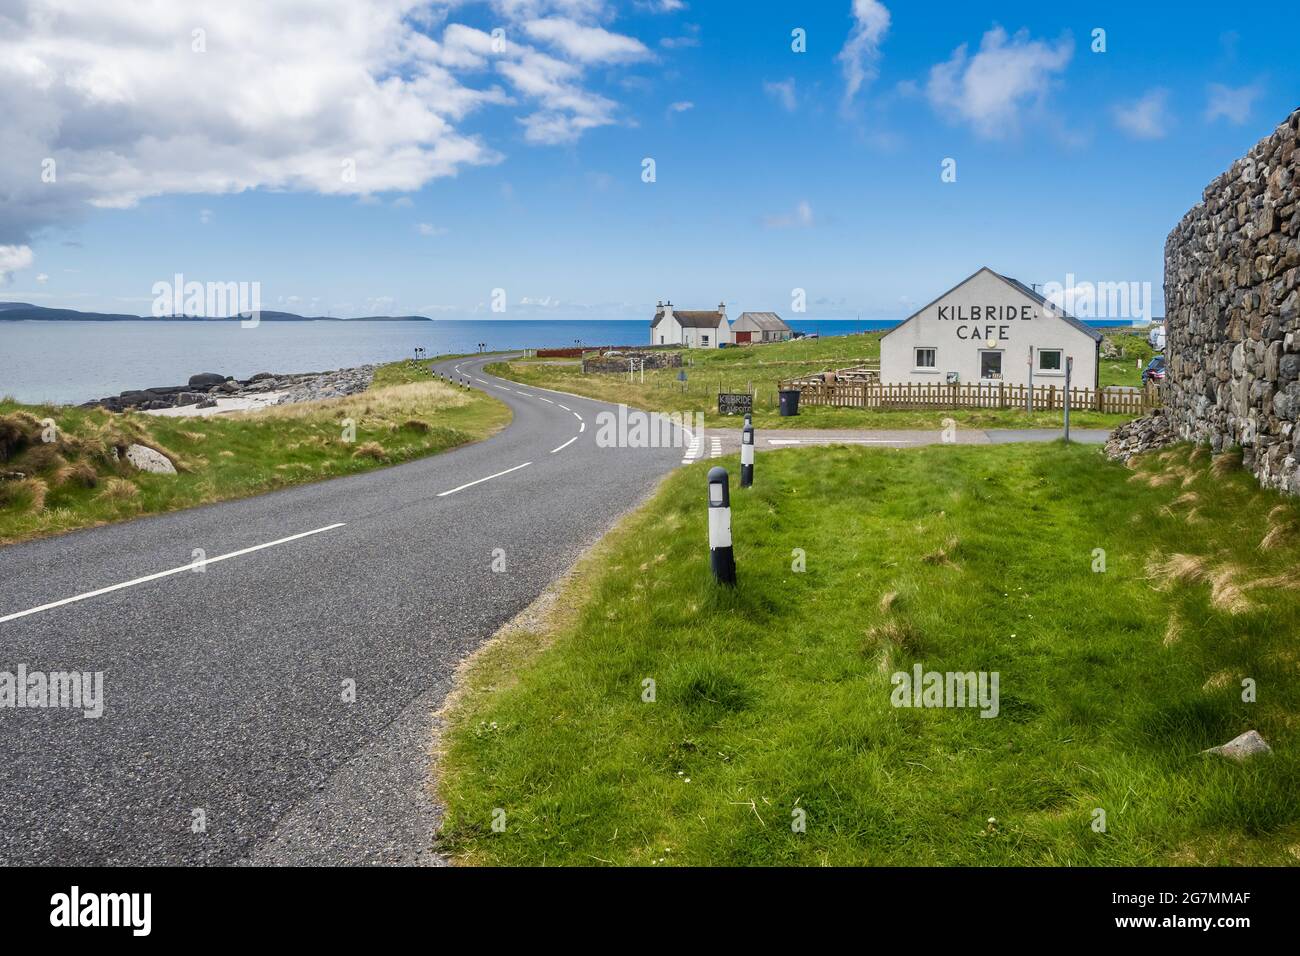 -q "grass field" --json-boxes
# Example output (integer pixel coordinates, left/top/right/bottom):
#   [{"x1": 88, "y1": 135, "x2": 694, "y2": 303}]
[
  {"x1": 437, "y1": 441, "x2": 1300, "y2": 865},
  {"x1": 0, "y1": 359, "x2": 509, "y2": 545},
  {"x1": 490, "y1": 330, "x2": 1151, "y2": 430}
]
